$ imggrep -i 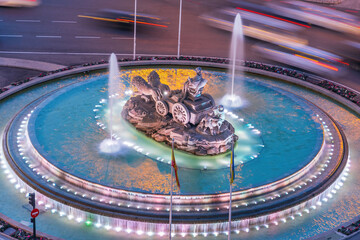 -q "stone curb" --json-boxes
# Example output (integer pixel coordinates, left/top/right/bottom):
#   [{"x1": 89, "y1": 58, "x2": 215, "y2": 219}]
[
  {"x1": 303, "y1": 0, "x2": 344, "y2": 4},
  {"x1": 1, "y1": 59, "x2": 359, "y2": 116},
  {"x1": 0, "y1": 232, "x2": 17, "y2": 240}
]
